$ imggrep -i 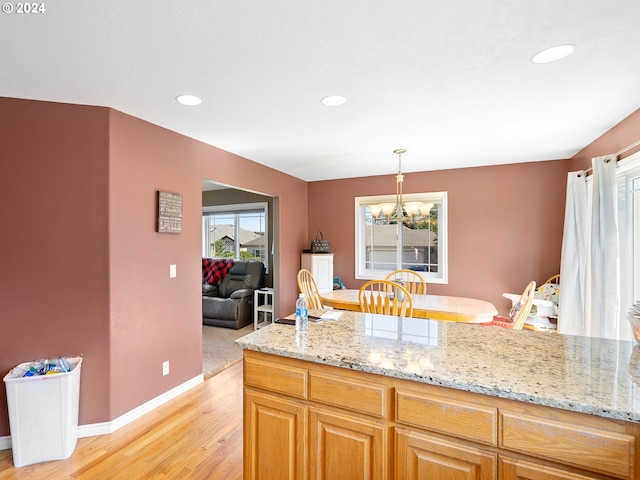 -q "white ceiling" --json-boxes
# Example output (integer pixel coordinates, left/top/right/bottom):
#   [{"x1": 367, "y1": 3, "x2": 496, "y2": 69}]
[{"x1": 2, "y1": 1, "x2": 640, "y2": 182}]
